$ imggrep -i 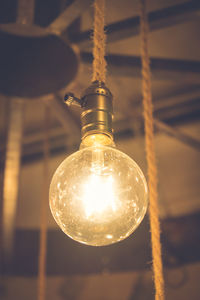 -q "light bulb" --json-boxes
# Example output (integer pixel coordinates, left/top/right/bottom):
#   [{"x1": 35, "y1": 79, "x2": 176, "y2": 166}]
[{"x1": 49, "y1": 134, "x2": 148, "y2": 246}]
